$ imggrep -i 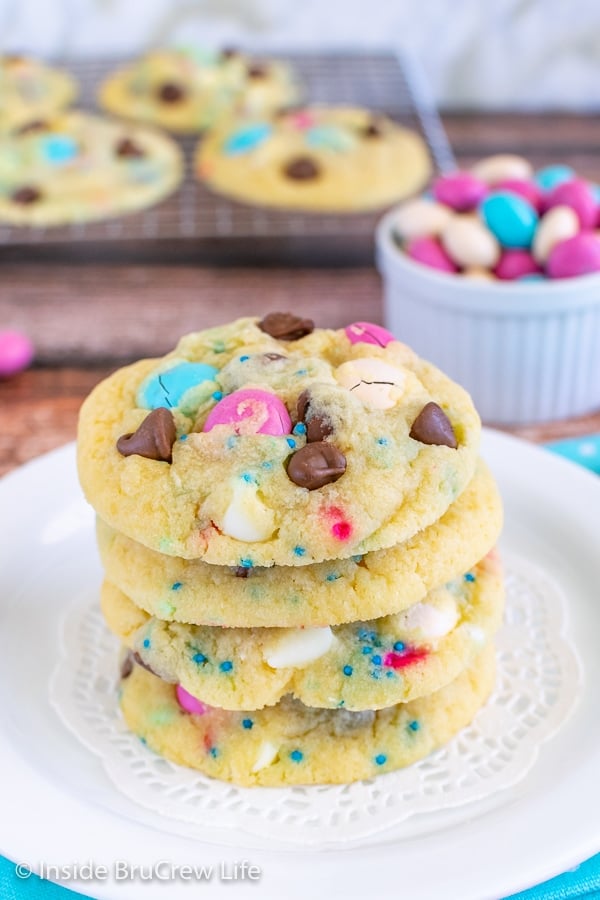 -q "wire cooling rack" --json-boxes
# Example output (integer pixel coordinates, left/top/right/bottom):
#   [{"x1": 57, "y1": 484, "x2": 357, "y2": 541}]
[{"x1": 0, "y1": 52, "x2": 453, "y2": 264}]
